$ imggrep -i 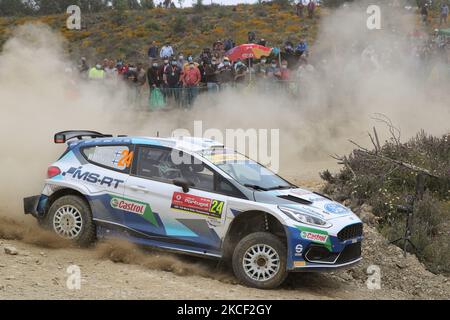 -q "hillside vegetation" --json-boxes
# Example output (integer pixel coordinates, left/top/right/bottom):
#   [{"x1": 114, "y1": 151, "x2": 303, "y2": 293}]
[{"x1": 0, "y1": 3, "x2": 321, "y2": 62}]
